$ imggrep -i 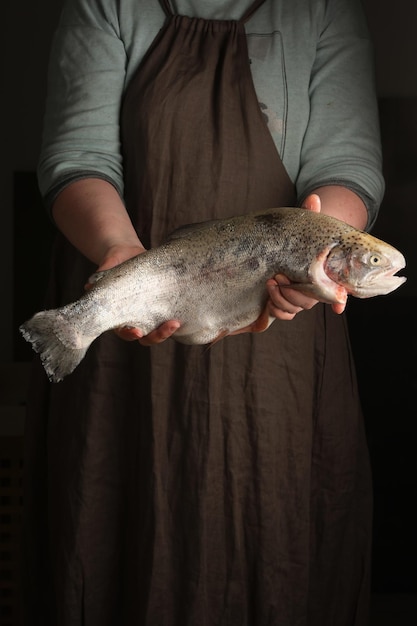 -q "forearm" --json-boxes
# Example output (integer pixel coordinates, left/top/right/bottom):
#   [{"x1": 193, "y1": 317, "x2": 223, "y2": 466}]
[
  {"x1": 310, "y1": 185, "x2": 368, "y2": 230},
  {"x1": 51, "y1": 178, "x2": 145, "y2": 266}
]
